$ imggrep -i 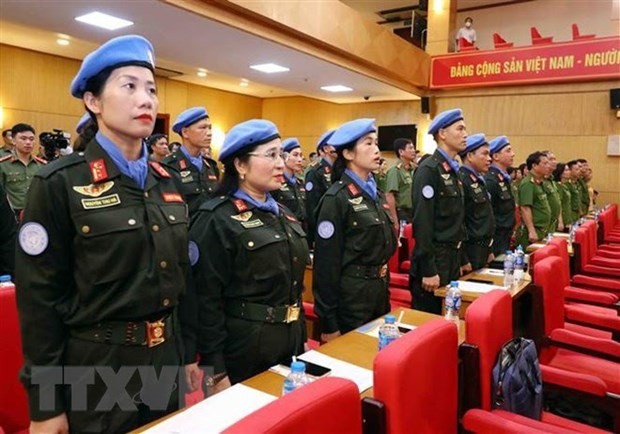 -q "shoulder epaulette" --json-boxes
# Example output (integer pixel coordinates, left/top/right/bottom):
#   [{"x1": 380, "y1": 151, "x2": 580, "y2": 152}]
[
  {"x1": 0, "y1": 154, "x2": 13, "y2": 163},
  {"x1": 149, "y1": 161, "x2": 171, "y2": 178},
  {"x1": 34, "y1": 156, "x2": 48, "y2": 165},
  {"x1": 202, "y1": 195, "x2": 229, "y2": 211},
  {"x1": 36, "y1": 153, "x2": 85, "y2": 179},
  {"x1": 325, "y1": 180, "x2": 348, "y2": 196}
]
